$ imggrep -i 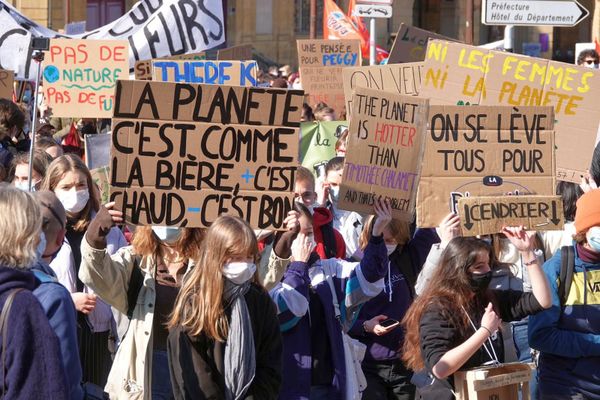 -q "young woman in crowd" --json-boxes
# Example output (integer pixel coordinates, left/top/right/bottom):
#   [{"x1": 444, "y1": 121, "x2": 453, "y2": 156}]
[
  {"x1": 41, "y1": 153, "x2": 127, "y2": 387},
  {"x1": 348, "y1": 216, "x2": 439, "y2": 399},
  {"x1": 0, "y1": 184, "x2": 68, "y2": 398},
  {"x1": 9, "y1": 149, "x2": 52, "y2": 190},
  {"x1": 270, "y1": 198, "x2": 391, "y2": 400},
  {"x1": 80, "y1": 202, "x2": 204, "y2": 399},
  {"x1": 168, "y1": 215, "x2": 282, "y2": 399},
  {"x1": 403, "y1": 229, "x2": 552, "y2": 399}
]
